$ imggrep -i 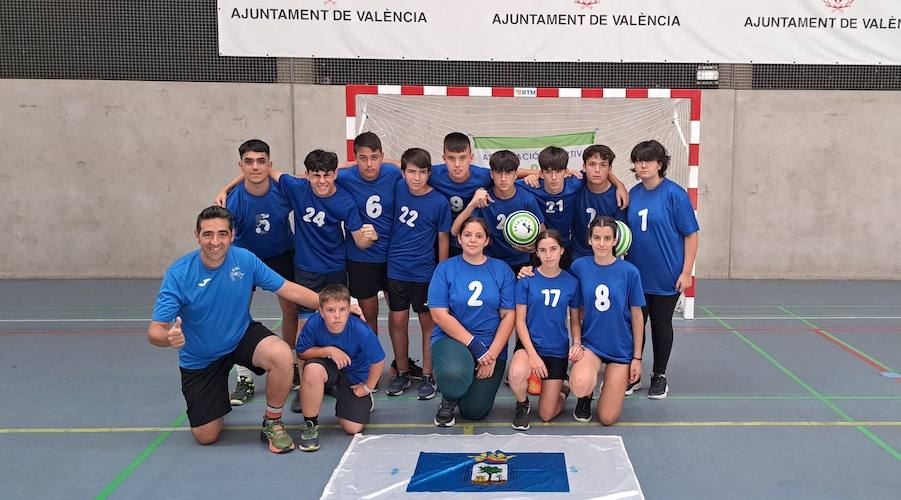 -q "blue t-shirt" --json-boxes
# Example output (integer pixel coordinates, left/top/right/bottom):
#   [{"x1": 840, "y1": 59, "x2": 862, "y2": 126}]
[
  {"x1": 475, "y1": 188, "x2": 546, "y2": 266},
  {"x1": 514, "y1": 269, "x2": 580, "y2": 358},
  {"x1": 151, "y1": 247, "x2": 286, "y2": 370},
  {"x1": 626, "y1": 178, "x2": 700, "y2": 295},
  {"x1": 337, "y1": 164, "x2": 402, "y2": 263},
  {"x1": 571, "y1": 183, "x2": 625, "y2": 259},
  {"x1": 428, "y1": 164, "x2": 491, "y2": 249},
  {"x1": 278, "y1": 174, "x2": 363, "y2": 273},
  {"x1": 226, "y1": 181, "x2": 294, "y2": 260},
  {"x1": 428, "y1": 256, "x2": 516, "y2": 361},
  {"x1": 387, "y1": 182, "x2": 453, "y2": 283},
  {"x1": 569, "y1": 256, "x2": 645, "y2": 363},
  {"x1": 296, "y1": 313, "x2": 386, "y2": 385},
  {"x1": 516, "y1": 177, "x2": 582, "y2": 247}
]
